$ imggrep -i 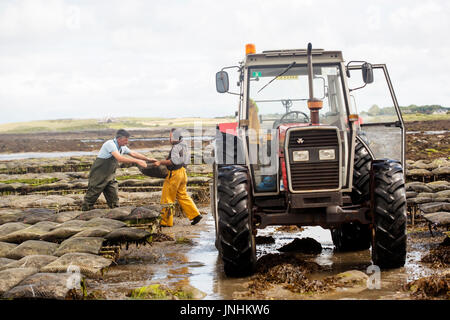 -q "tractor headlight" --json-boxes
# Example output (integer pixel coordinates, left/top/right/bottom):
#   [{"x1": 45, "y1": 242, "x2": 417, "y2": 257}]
[
  {"x1": 293, "y1": 150, "x2": 309, "y2": 162},
  {"x1": 319, "y1": 149, "x2": 335, "y2": 160}
]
